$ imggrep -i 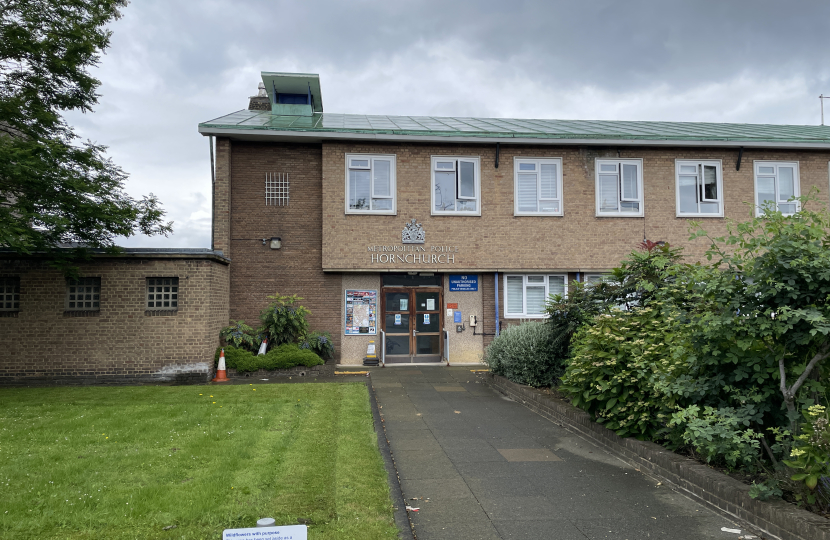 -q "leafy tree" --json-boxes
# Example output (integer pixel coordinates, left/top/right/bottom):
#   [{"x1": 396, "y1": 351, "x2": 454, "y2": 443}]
[
  {"x1": 690, "y1": 195, "x2": 830, "y2": 430},
  {"x1": 0, "y1": 0, "x2": 172, "y2": 271}
]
